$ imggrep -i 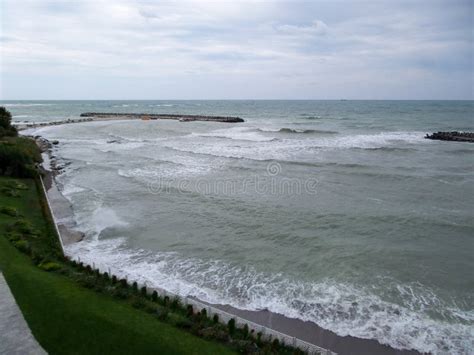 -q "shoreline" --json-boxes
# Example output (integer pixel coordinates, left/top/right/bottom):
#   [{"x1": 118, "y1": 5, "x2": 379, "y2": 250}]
[{"x1": 36, "y1": 134, "x2": 421, "y2": 355}]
